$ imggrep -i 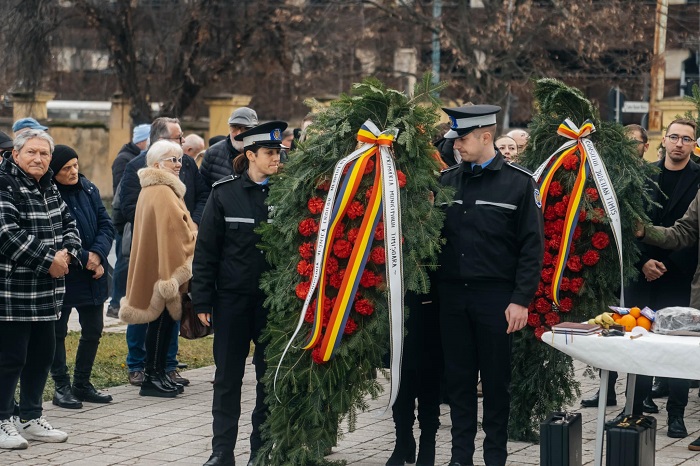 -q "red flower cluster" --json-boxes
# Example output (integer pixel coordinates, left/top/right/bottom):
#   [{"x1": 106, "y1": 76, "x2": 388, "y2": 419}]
[
  {"x1": 375, "y1": 222, "x2": 385, "y2": 240},
  {"x1": 346, "y1": 201, "x2": 365, "y2": 220},
  {"x1": 535, "y1": 297, "x2": 551, "y2": 314},
  {"x1": 370, "y1": 247, "x2": 386, "y2": 265},
  {"x1": 355, "y1": 298, "x2": 375, "y2": 316},
  {"x1": 528, "y1": 313, "x2": 541, "y2": 327},
  {"x1": 344, "y1": 317, "x2": 358, "y2": 335},
  {"x1": 299, "y1": 218, "x2": 319, "y2": 237},
  {"x1": 328, "y1": 269, "x2": 345, "y2": 288},
  {"x1": 360, "y1": 269, "x2": 382, "y2": 288},
  {"x1": 299, "y1": 242, "x2": 314, "y2": 259},
  {"x1": 397, "y1": 170, "x2": 407, "y2": 188},
  {"x1": 311, "y1": 347, "x2": 325, "y2": 364},
  {"x1": 544, "y1": 312, "x2": 560, "y2": 326},
  {"x1": 562, "y1": 154, "x2": 580, "y2": 170},
  {"x1": 591, "y1": 231, "x2": 610, "y2": 250},
  {"x1": 348, "y1": 228, "x2": 360, "y2": 243},
  {"x1": 566, "y1": 255, "x2": 582, "y2": 272},
  {"x1": 296, "y1": 281, "x2": 310, "y2": 300},
  {"x1": 333, "y1": 239, "x2": 353, "y2": 259},
  {"x1": 582, "y1": 250, "x2": 600, "y2": 266},
  {"x1": 586, "y1": 188, "x2": 599, "y2": 202},
  {"x1": 548, "y1": 181, "x2": 563, "y2": 198},
  {"x1": 297, "y1": 260, "x2": 313, "y2": 277},
  {"x1": 307, "y1": 197, "x2": 324, "y2": 215},
  {"x1": 534, "y1": 327, "x2": 547, "y2": 340}
]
